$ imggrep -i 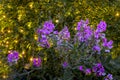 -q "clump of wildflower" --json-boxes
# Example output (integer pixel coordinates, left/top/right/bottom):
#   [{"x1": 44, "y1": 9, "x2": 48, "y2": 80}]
[
  {"x1": 37, "y1": 20, "x2": 55, "y2": 48},
  {"x1": 104, "y1": 74, "x2": 113, "y2": 80},
  {"x1": 33, "y1": 58, "x2": 42, "y2": 67},
  {"x1": 92, "y1": 63, "x2": 105, "y2": 77},
  {"x1": 7, "y1": 51, "x2": 19, "y2": 64}
]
